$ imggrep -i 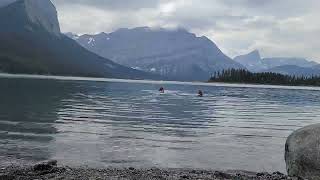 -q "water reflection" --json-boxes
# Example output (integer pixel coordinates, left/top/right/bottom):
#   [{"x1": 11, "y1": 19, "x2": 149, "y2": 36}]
[
  {"x1": 0, "y1": 78, "x2": 320, "y2": 172},
  {"x1": 0, "y1": 79, "x2": 85, "y2": 166}
]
